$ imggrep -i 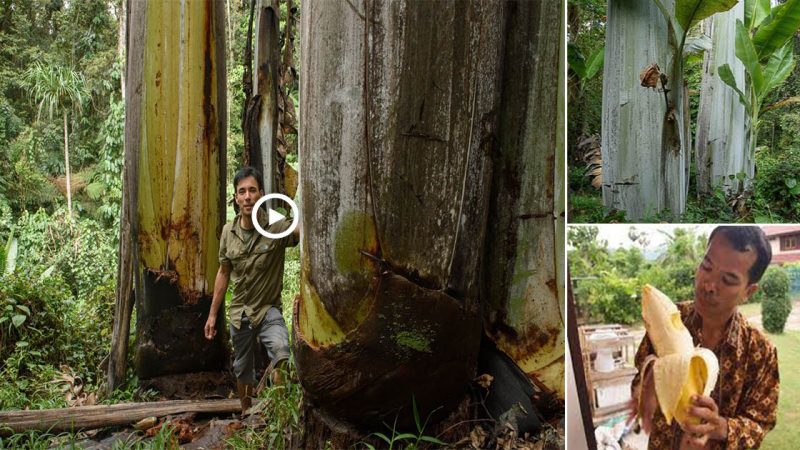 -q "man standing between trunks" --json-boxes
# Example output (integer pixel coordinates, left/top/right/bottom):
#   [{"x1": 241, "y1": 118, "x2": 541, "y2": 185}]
[{"x1": 204, "y1": 166, "x2": 300, "y2": 414}]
